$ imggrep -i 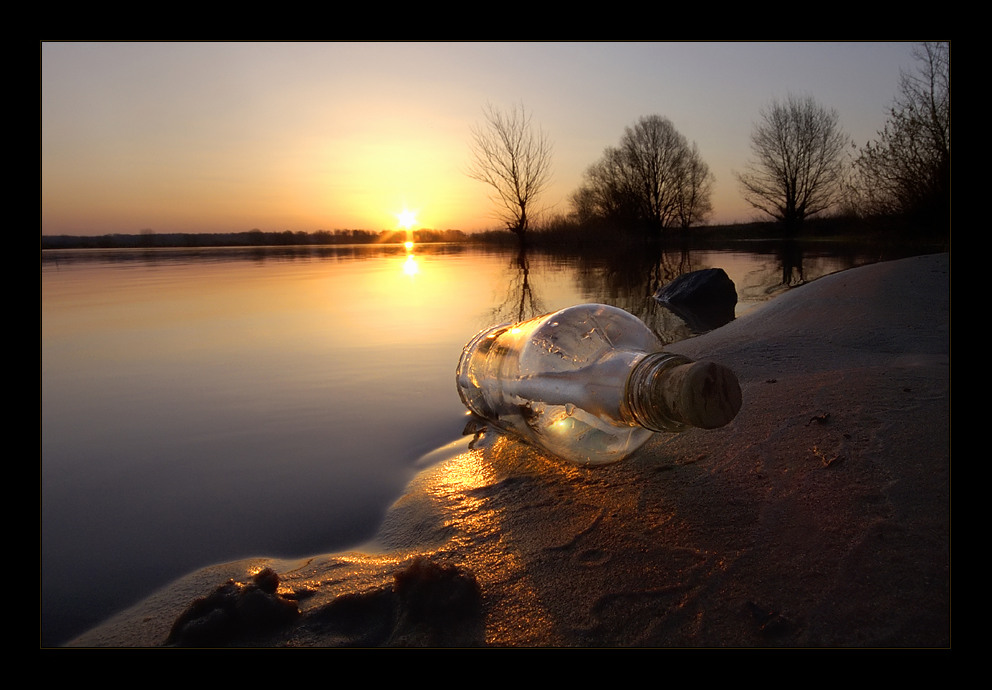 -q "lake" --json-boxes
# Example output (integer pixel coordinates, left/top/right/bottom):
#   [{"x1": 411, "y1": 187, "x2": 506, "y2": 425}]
[{"x1": 40, "y1": 238, "x2": 922, "y2": 646}]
